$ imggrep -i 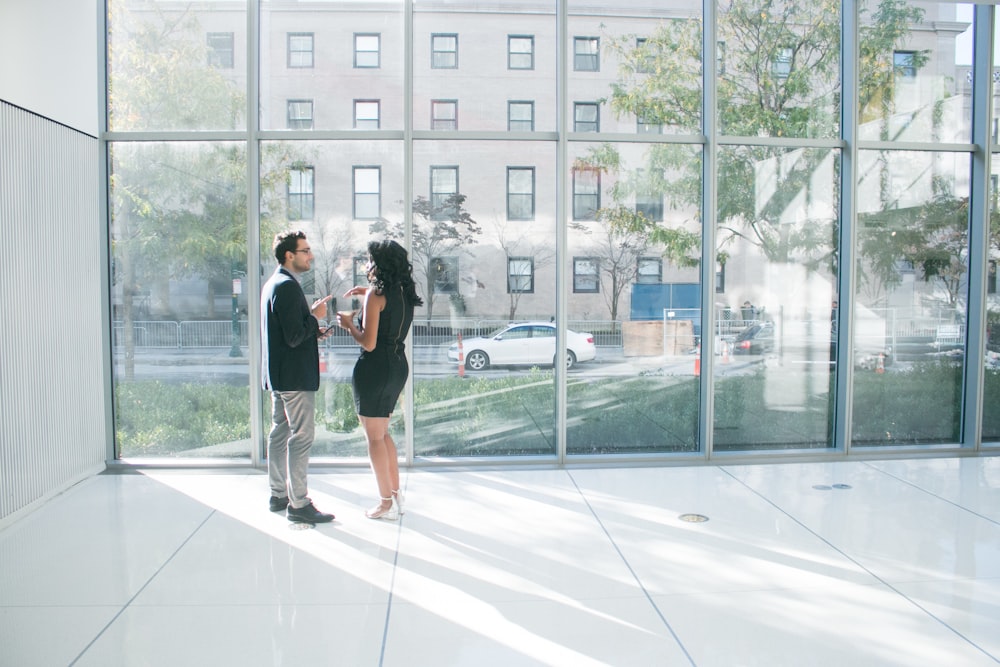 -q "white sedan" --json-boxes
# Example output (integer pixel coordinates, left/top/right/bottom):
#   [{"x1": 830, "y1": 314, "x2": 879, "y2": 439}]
[{"x1": 448, "y1": 322, "x2": 597, "y2": 371}]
